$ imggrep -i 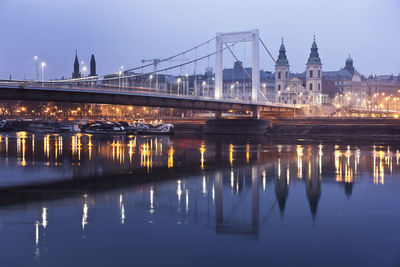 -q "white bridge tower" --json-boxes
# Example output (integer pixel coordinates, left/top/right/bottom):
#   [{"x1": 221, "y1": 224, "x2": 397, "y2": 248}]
[{"x1": 215, "y1": 29, "x2": 260, "y2": 102}]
